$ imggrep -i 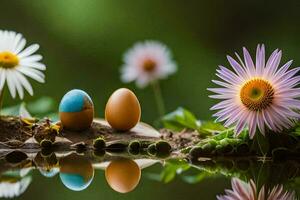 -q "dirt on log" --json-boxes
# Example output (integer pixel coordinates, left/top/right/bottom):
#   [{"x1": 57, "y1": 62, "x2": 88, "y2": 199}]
[{"x1": 0, "y1": 116, "x2": 199, "y2": 151}]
